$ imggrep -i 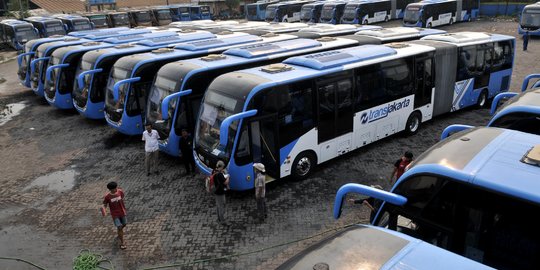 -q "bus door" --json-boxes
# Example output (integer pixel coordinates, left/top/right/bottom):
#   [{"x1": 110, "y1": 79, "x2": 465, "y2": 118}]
[
  {"x1": 317, "y1": 73, "x2": 354, "y2": 163},
  {"x1": 250, "y1": 114, "x2": 280, "y2": 179}
]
